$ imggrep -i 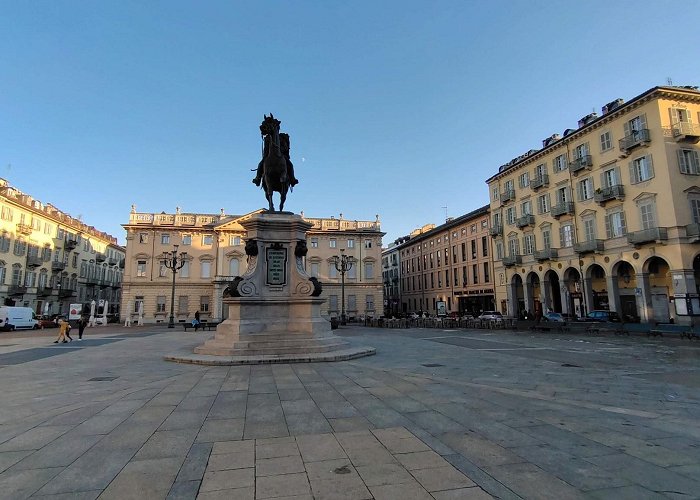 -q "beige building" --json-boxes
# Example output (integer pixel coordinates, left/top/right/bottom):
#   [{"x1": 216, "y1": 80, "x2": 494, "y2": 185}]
[
  {"x1": 0, "y1": 178, "x2": 124, "y2": 317},
  {"x1": 121, "y1": 208, "x2": 384, "y2": 324},
  {"x1": 486, "y1": 85, "x2": 700, "y2": 324},
  {"x1": 393, "y1": 205, "x2": 494, "y2": 316}
]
